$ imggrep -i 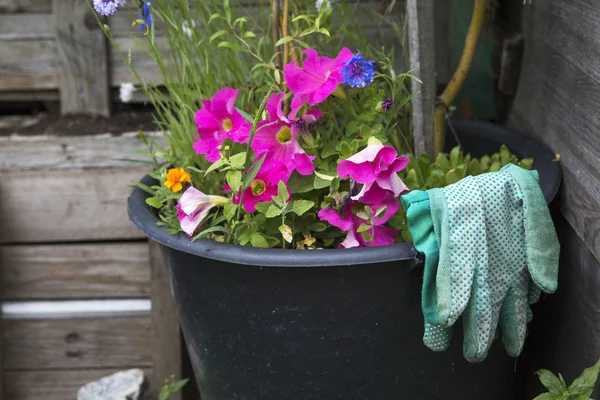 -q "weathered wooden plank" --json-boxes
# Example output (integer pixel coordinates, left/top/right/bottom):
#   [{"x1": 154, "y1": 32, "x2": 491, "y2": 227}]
[
  {"x1": 0, "y1": 243, "x2": 150, "y2": 300},
  {"x1": 4, "y1": 368, "x2": 153, "y2": 400},
  {"x1": 3, "y1": 316, "x2": 152, "y2": 370},
  {"x1": 149, "y1": 241, "x2": 182, "y2": 398},
  {"x1": 0, "y1": 40, "x2": 57, "y2": 90},
  {"x1": 0, "y1": 13, "x2": 53, "y2": 40},
  {"x1": 406, "y1": 0, "x2": 436, "y2": 158},
  {"x1": 0, "y1": 132, "x2": 162, "y2": 172},
  {"x1": 0, "y1": 0, "x2": 51, "y2": 13},
  {"x1": 53, "y1": 0, "x2": 110, "y2": 116},
  {"x1": 0, "y1": 168, "x2": 147, "y2": 243},
  {"x1": 507, "y1": 38, "x2": 600, "y2": 262}
]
